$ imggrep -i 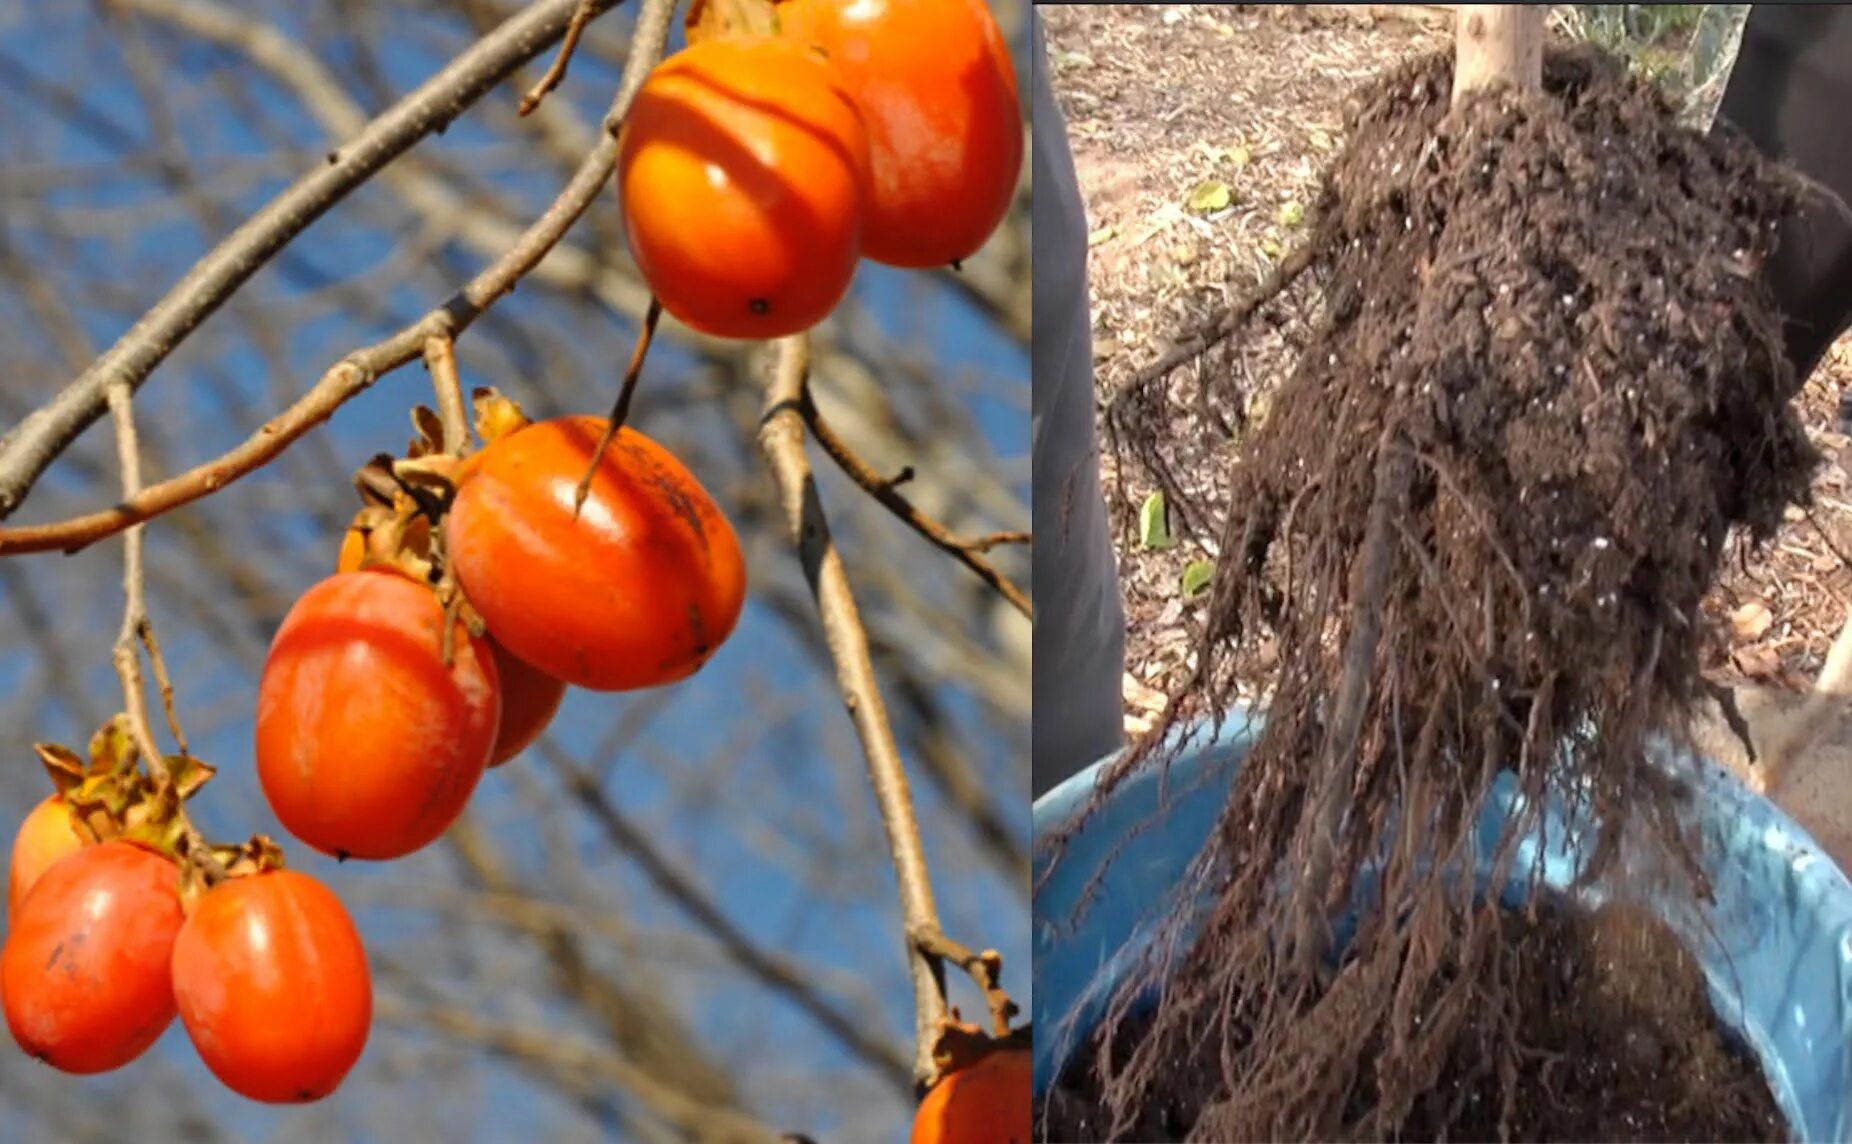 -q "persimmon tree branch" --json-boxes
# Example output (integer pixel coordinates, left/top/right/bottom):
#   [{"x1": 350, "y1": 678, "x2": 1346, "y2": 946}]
[
  {"x1": 800, "y1": 390, "x2": 1031, "y2": 619},
  {"x1": 520, "y1": 0, "x2": 603, "y2": 116},
  {"x1": 0, "y1": 0, "x2": 620, "y2": 522},
  {"x1": 424, "y1": 334, "x2": 471, "y2": 456},
  {"x1": 105, "y1": 384, "x2": 223, "y2": 882},
  {"x1": 0, "y1": 0, "x2": 675, "y2": 558},
  {"x1": 759, "y1": 333, "x2": 1016, "y2": 1092}
]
